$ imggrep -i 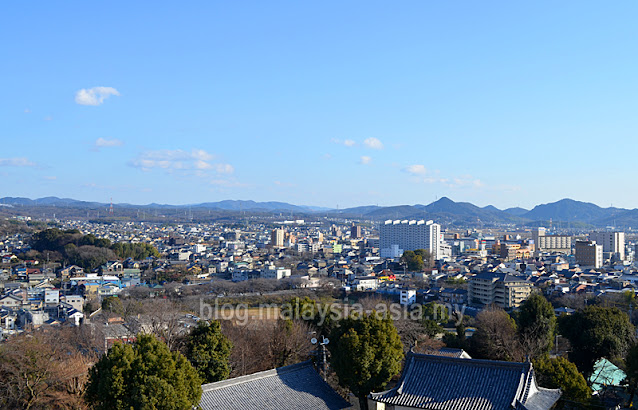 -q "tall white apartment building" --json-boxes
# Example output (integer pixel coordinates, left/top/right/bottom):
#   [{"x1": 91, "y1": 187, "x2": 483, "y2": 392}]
[
  {"x1": 589, "y1": 231, "x2": 625, "y2": 261},
  {"x1": 379, "y1": 219, "x2": 441, "y2": 259}
]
